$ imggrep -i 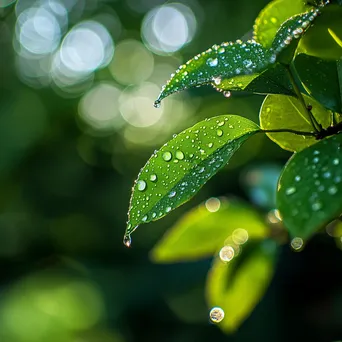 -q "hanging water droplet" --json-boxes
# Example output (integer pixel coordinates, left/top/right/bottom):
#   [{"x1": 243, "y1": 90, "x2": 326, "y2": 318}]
[
  {"x1": 175, "y1": 150, "x2": 185, "y2": 160},
  {"x1": 219, "y1": 245, "x2": 235, "y2": 262},
  {"x1": 123, "y1": 234, "x2": 132, "y2": 248},
  {"x1": 285, "y1": 187, "x2": 296, "y2": 195},
  {"x1": 137, "y1": 180, "x2": 147, "y2": 191},
  {"x1": 162, "y1": 151, "x2": 172, "y2": 162},
  {"x1": 150, "y1": 174, "x2": 158, "y2": 182},
  {"x1": 154, "y1": 100, "x2": 161, "y2": 108},
  {"x1": 168, "y1": 191, "x2": 176, "y2": 198},
  {"x1": 223, "y1": 91, "x2": 231, "y2": 98},
  {"x1": 216, "y1": 129, "x2": 223, "y2": 137},
  {"x1": 291, "y1": 237, "x2": 303, "y2": 251},
  {"x1": 206, "y1": 57, "x2": 218, "y2": 67},
  {"x1": 209, "y1": 307, "x2": 225, "y2": 323}
]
